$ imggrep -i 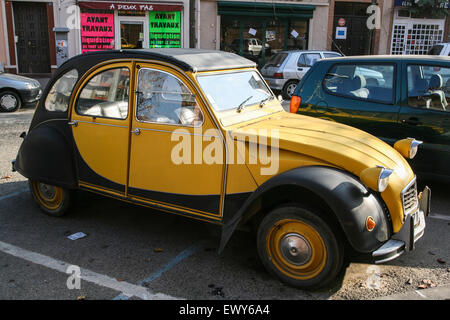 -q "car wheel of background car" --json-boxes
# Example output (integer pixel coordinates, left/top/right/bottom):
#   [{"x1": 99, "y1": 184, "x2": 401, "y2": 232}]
[
  {"x1": 29, "y1": 180, "x2": 72, "y2": 216},
  {"x1": 282, "y1": 80, "x2": 298, "y2": 100},
  {"x1": 257, "y1": 204, "x2": 344, "y2": 289},
  {"x1": 0, "y1": 90, "x2": 21, "y2": 112}
]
